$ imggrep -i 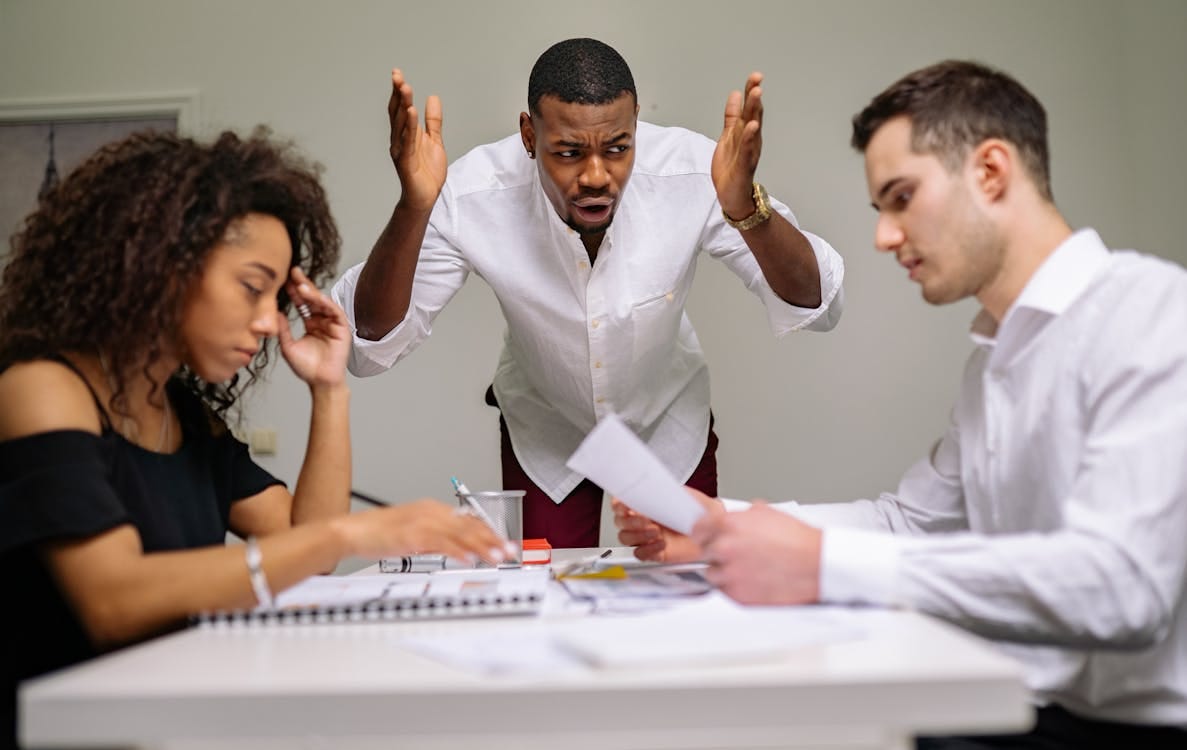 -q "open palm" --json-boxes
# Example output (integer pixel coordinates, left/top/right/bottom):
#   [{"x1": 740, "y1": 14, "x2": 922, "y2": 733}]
[
  {"x1": 388, "y1": 68, "x2": 447, "y2": 212},
  {"x1": 711, "y1": 72, "x2": 764, "y2": 217}
]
